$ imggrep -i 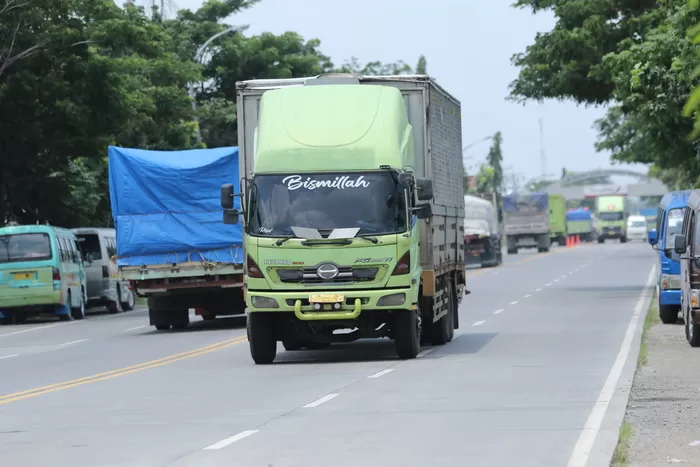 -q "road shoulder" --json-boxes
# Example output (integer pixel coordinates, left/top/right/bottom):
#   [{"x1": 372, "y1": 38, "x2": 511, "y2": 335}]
[{"x1": 615, "y1": 300, "x2": 700, "y2": 466}]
